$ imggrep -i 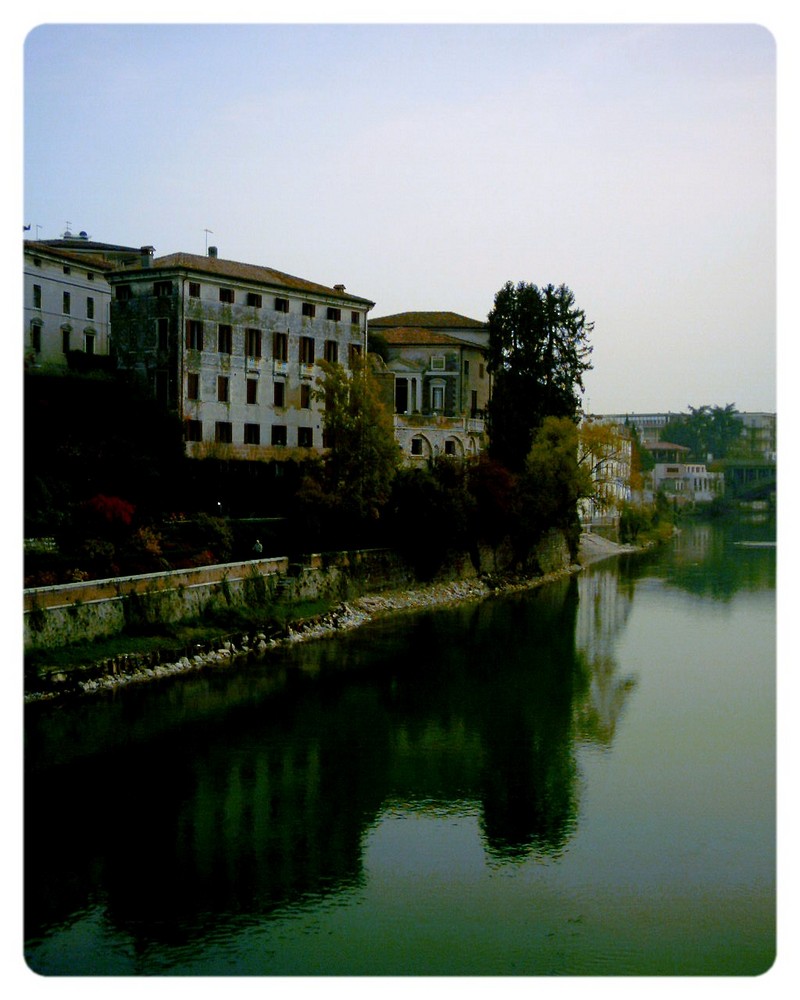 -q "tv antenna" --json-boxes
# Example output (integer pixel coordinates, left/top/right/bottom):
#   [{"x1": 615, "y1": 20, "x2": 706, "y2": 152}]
[{"x1": 204, "y1": 229, "x2": 213, "y2": 252}]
